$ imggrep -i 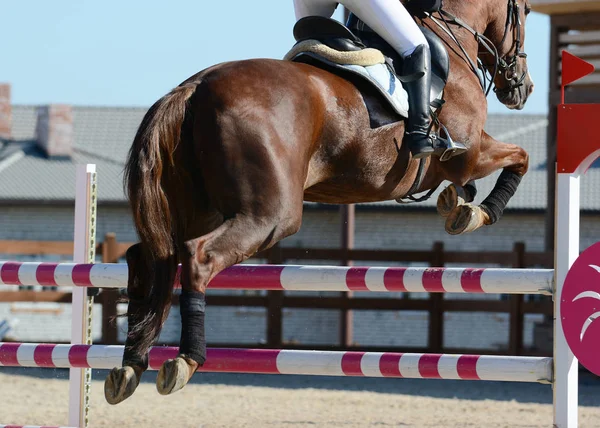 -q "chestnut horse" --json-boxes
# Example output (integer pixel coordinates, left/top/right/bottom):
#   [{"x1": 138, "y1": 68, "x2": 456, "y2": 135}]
[{"x1": 104, "y1": 0, "x2": 534, "y2": 404}]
